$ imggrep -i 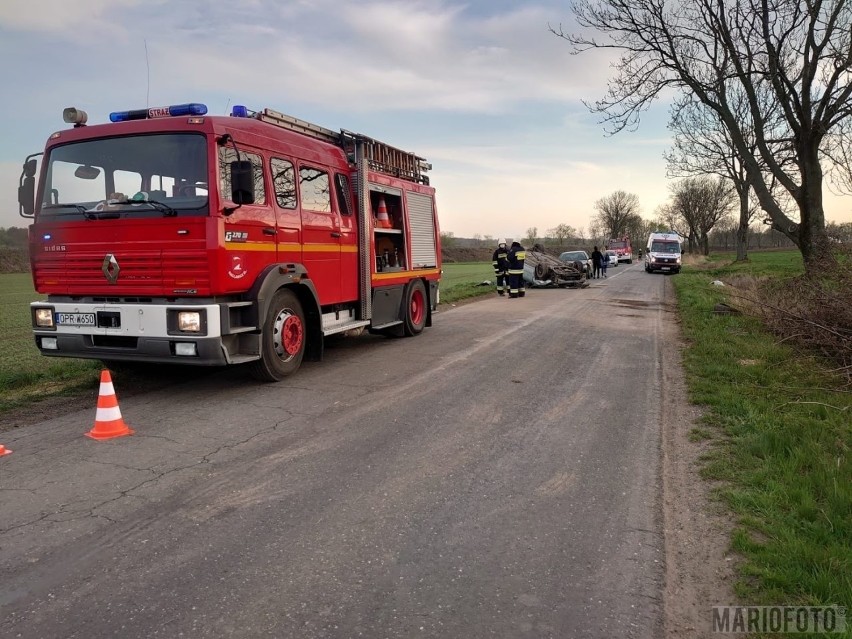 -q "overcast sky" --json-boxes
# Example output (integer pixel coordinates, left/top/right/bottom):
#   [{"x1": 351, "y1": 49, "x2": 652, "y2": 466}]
[{"x1": 1, "y1": 0, "x2": 849, "y2": 239}]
